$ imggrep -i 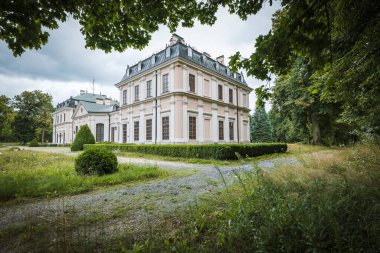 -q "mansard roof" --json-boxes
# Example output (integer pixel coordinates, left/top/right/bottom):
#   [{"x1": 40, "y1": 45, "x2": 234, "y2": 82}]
[
  {"x1": 117, "y1": 38, "x2": 248, "y2": 86},
  {"x1": 55, "y1": 92, "x2": 118, "y2": 111}
]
